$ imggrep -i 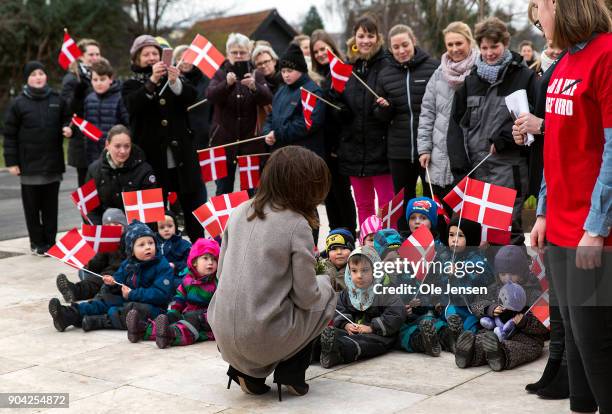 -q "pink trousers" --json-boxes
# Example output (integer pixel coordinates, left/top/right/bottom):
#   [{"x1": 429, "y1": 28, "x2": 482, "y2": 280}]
[{"x1": 349, "y1": 175, "x2": 395, "y2": 227}]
